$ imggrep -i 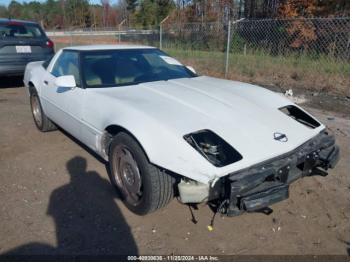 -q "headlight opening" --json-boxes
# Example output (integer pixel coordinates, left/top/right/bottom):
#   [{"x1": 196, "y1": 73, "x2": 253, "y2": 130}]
[{"x1": 184, "y1": 130, "x2": 243, "y2": 167}]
